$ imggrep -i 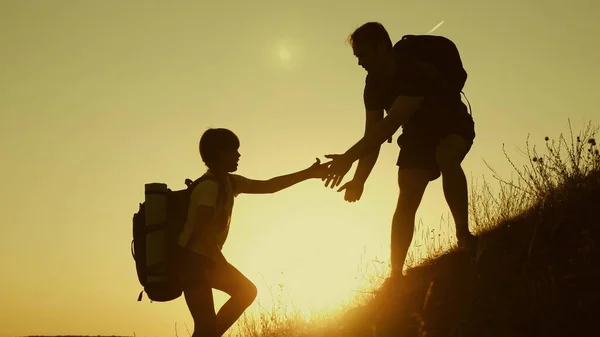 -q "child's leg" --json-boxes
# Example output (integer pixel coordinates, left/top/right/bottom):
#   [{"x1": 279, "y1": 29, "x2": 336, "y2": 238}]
[
  {"x1": 183, "y1": 286, "x2": 217, "y2": 337},
  {"x1": 205, "y1": 262, "x2": 258, "y2": 336},
  {"x1": 175, "y1": 247, "x2": 218, "y2": 337}
]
